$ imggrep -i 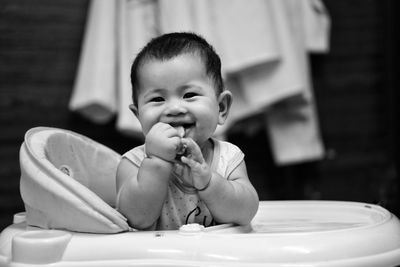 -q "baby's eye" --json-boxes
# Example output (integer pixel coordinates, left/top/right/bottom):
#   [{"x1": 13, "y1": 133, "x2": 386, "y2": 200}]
[
  {"x1": 183, "y1": 92, "x2": 198, "y2": 99},
  {"x1": 150, "y1": 96, "x2": 164, "y2": 102}
]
